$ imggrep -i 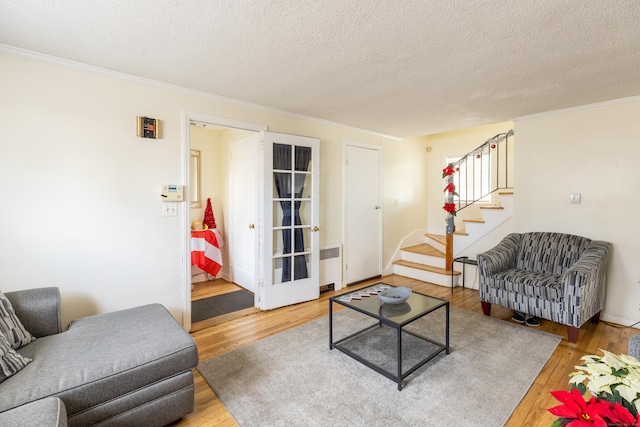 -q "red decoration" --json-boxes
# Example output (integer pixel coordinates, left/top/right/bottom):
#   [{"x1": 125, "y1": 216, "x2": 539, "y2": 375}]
[
  {"x1": 476, "y1": 153, "x2": 481, "y2": 159},
  {"x1": 441, "y1": 164, "x2": 455, "y2": 178},
  {"x1": 443, "y1": 203, "x2": 457, "y2": 215},
  {"x1": 548, "y1": 388, "x2": 639, "y2": 427},
  {"x1": 203, "y1": 198, "x2": 217, "y2": 229},
  {"x1": 443, "y1": 182, "x2": 456, "y2": 193},
  {"x1": 491, "y1": 143, "x2": 496, "y2": 149}
]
